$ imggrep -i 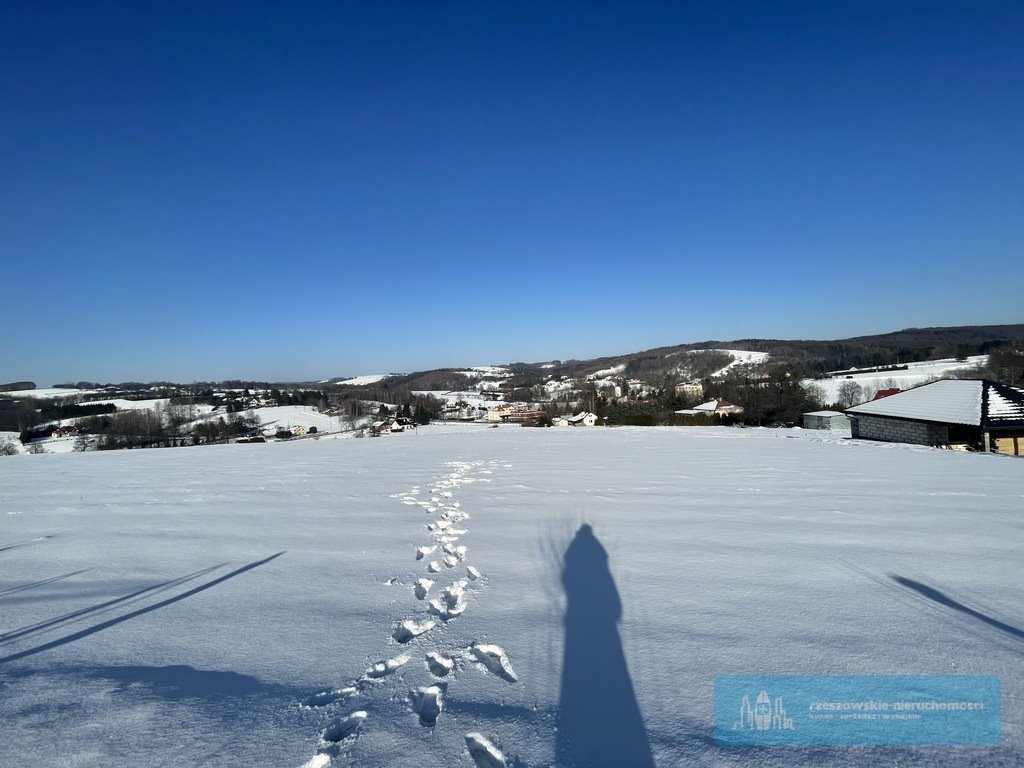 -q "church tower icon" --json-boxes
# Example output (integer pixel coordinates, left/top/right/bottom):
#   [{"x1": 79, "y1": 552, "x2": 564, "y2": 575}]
[{"x1": 733, "y1": 690, "x2": 794, "y2": 731}]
